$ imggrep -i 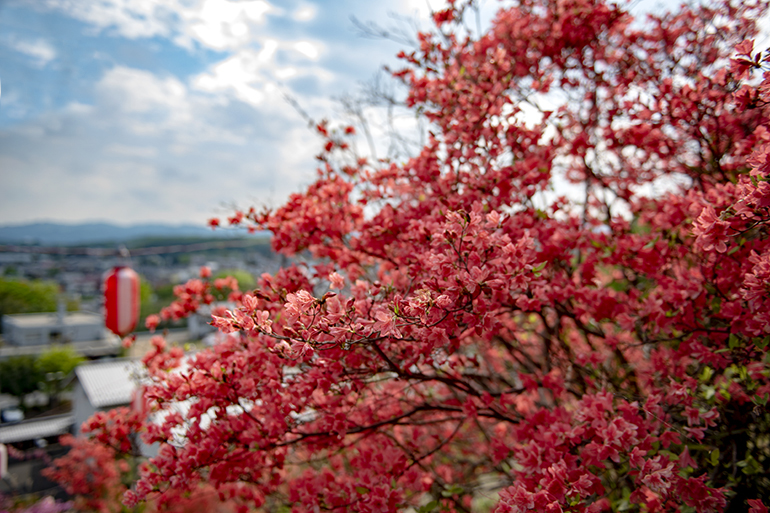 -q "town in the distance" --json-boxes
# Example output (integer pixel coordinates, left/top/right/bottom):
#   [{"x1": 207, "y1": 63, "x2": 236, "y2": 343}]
[{"x1": 0, "y1": 221, "x2": 283, "y2": 499}]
